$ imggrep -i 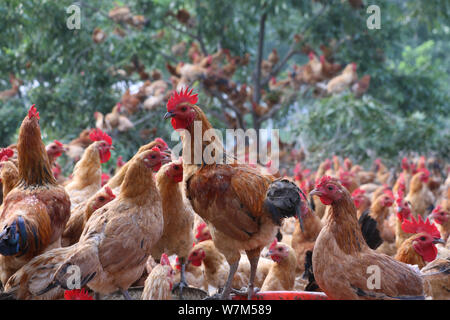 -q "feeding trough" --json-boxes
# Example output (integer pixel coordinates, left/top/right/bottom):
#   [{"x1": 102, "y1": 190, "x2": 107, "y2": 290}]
[{"x1": 231, "y1": 291, "x2": 329, "y2": 300}]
